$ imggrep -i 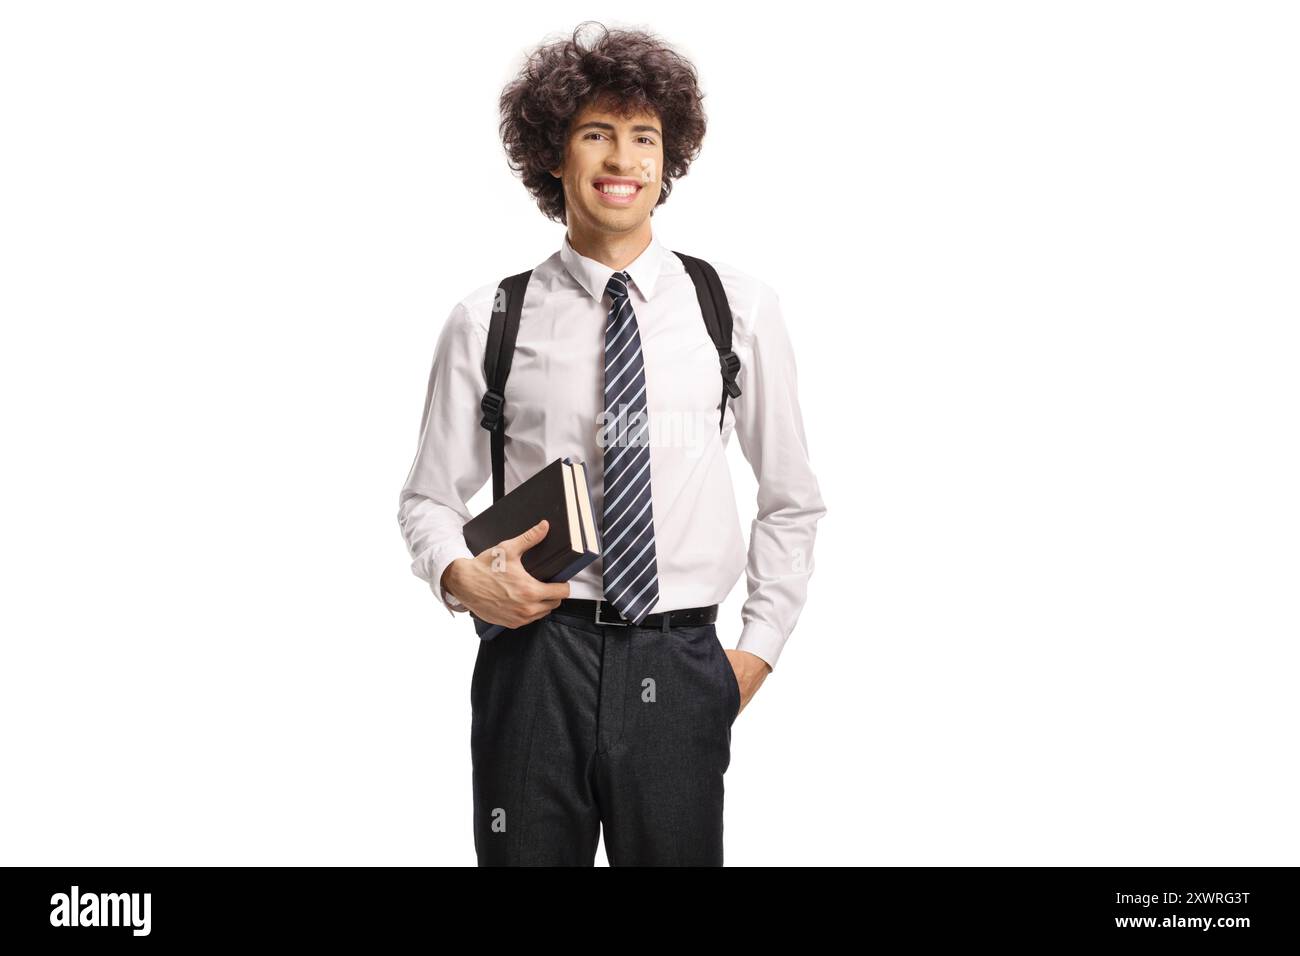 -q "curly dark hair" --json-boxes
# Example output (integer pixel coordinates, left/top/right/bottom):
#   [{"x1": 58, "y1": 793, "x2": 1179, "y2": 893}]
[{"x1": 498, "y1": 21, "x2": 708, "y2": 224}]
